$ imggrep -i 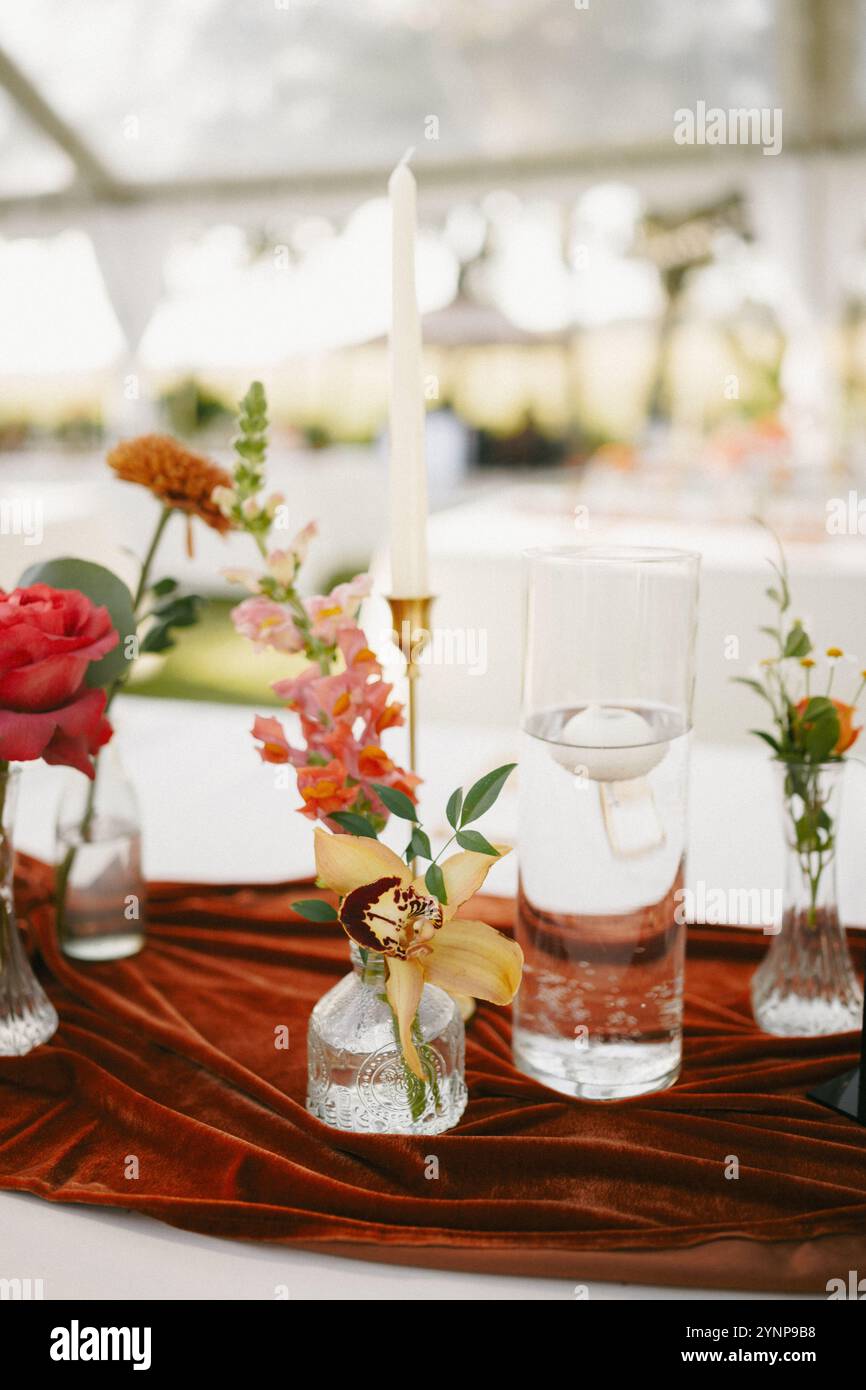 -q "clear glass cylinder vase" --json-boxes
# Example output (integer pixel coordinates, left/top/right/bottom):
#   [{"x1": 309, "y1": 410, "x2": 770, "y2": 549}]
[
  {"x1": 751, "y1": 760, "x2": 863, "y2": 1036},
  {"x1": 54, "y1": 738, "x2": 145, "y2": 961},
  {"x1": 514, "y1": 545, "x2": 700, "y2": 1099},
  {"x1": 0, "y1": 765, "x2": 59, "y2": 1055},
  {"x1": 307, "y1": 943, "x2": 467, "y2": 1134}
]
